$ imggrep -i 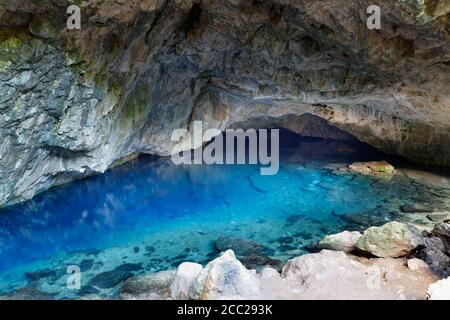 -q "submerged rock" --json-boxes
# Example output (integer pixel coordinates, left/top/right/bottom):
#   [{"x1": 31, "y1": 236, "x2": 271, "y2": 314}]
[
  {"x1": 1, "y1": 287, "x2": 54, "y2": 300},
  {"x1": 114, "y1": 263, "x2": 143, "y2": 272},
  {"x1": 88, "y1": 270, "x2": 134, "y2": 289},
  {"x1": 318, "y1": 231, "x2": 362, "y2": 253},
  {"x1": 24, "y1": 269, "x2": 57, "y2": 282},
  {"x1": 348, "y1": 161, "x2": 395, "y2": 176},
  {"x1": 401, "y1": 204, "x2": 435, "y2": 213},
  {"x1": 215, "y1": 236, "x2": 268, "y2": 256},
  {"x1": 120, "y1": 270, "x2": 176, "y2": 300},
  {"x1": 356, "y1": 222, "x2": 425, "y2": 258}
]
